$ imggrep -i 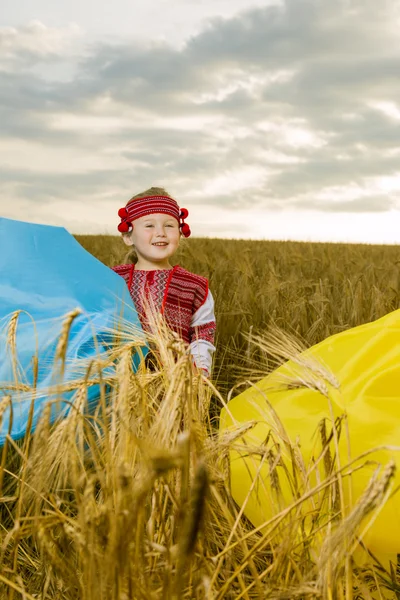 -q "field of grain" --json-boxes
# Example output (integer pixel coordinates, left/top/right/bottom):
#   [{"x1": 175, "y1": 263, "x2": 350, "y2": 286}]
[
  {"x1": 0, "y1": 236, "x2": 399, "y2": 599},
  {"x1": 77, "y1": 235, "x2": 400, "y2": 390}
]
